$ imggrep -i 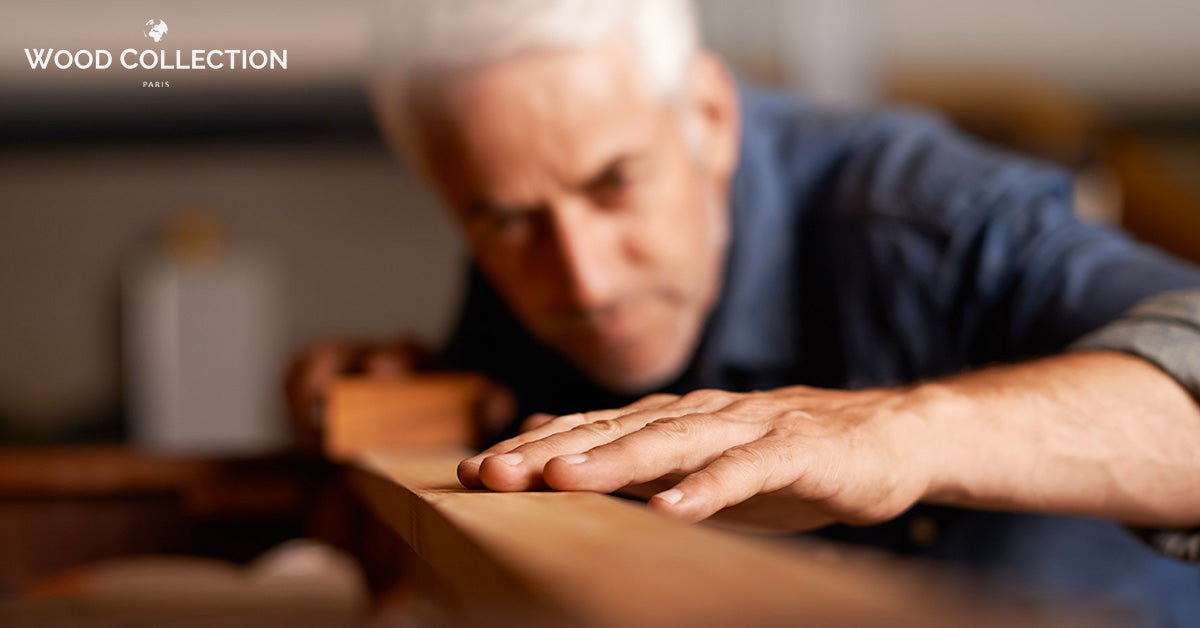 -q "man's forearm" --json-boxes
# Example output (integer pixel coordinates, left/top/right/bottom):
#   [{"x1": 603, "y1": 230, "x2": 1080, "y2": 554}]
[{"x1": 919, "y1": 350, "x2": 1200, "y2": 528}]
